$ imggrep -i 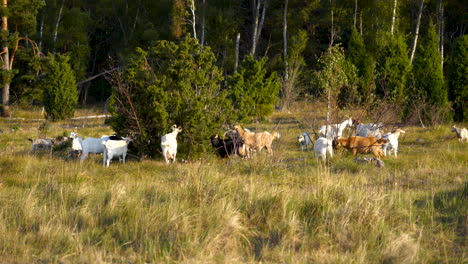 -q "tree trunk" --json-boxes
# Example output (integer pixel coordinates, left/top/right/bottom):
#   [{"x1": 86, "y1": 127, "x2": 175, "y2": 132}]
[
  {"x1": 360, "y1": 11, "x2": 363, "y2": 35},
  {"x1": 438, "y1": 0, "x2": 444, "y2": 70},
  {"x1": 200, "y1": 0, "x2": 206, "y2": 46},
  {"x1": 52, "y1": 0, "x2": 64, "y2": 53},
  {"x1": 1, "y1": 0, "x2": 10, "y2": 117},
  {"x1": 234, "y1": 33, "x2": 240, "y2": 72},
  {"x1": 330, "y1": 0, "x2": 334, "y2": 46},
  {"x1": 410, "y1": 0, "x2": 424, "y2": 65},
  {"x1": 283, "y1": 0, "x2": 288, "y2": 81},
  {"x1": 189, "y1": 0, "x2": 197, "y2": 40},
  {"x1": 251, "y1": 0, "x2": 268, "y2": 57},
  {"x1": 38, "y1": 11, "x2": 44, "y2": 51},
  {"x1": 354, "y1": 0, "x2": 357, "y2": 29},
  {"x1": 391, "y1": 0, "x2": 397, "y2": 35},
  {"x1": 251, "y1": 0, "x2": 260, "y2": 56}
]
